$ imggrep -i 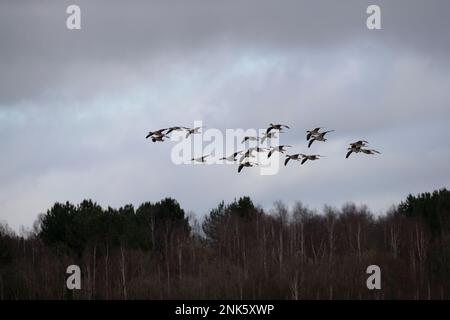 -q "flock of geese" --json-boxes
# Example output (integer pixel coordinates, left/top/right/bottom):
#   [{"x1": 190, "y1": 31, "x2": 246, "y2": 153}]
[{"x1": 145, "y1": 124, "x2": 380, "y2": 173}]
